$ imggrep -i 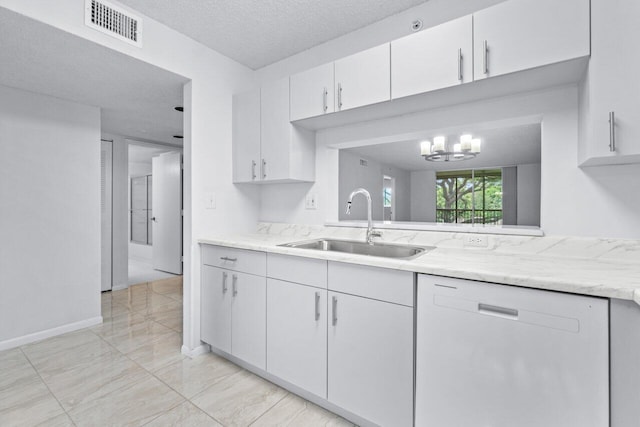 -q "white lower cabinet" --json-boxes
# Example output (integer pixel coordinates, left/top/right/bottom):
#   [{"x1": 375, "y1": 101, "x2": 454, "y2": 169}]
[
  {"x1": 266, "y1": 279, "x2": 327, "y2": 398},
  {"x1": 201, "y1": 265, "x2": 266, "y2": 369},
  {"x1": 327, "y1": 291, "x2": 414, "y2": 427}
]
